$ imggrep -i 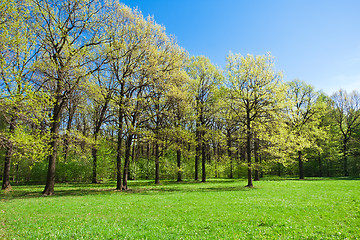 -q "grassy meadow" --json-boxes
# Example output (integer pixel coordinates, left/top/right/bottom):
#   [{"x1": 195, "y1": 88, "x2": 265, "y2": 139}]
[{"x1": 1, "y1": 178, "x2": 360, "y2": 239}]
